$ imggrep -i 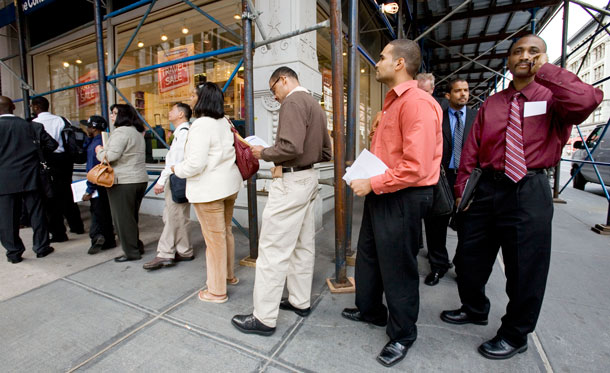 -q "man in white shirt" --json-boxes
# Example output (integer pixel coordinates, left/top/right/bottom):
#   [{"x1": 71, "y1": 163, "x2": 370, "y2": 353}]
[
  {"x1": 143, "y1": 103, "x2": 194, "y2": 270},
  {"x1": 31, "y1": 96, "x2": 84, "y2": 242}
]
